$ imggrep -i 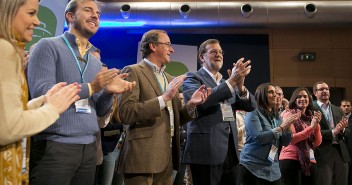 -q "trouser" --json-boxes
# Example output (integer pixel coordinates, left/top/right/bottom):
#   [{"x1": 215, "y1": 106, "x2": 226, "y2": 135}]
[{"x1": 29, "y1": 140, "x2": 97, "y2": 185}]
